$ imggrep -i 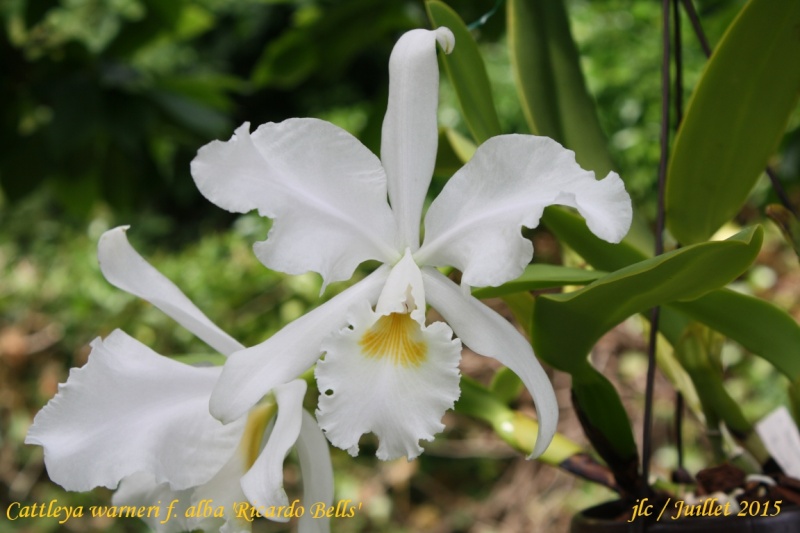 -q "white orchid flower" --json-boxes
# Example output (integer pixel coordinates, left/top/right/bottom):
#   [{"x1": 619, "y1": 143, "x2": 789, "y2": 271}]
[
  {"x1": 191, "y1": 28, "x2": 632, "y2": 461},
  {"x1": 26, "y1": 227, "x2": 334, "y2": 533}
]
